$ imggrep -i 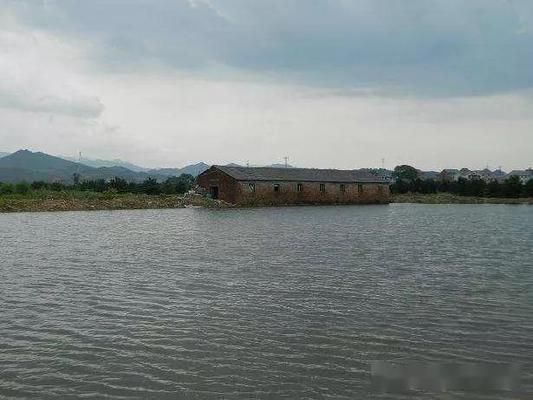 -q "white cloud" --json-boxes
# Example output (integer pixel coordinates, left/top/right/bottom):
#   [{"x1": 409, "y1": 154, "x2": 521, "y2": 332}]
[{"x1": 0, "y1": 14, "x2": 104, "y2": 117}]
